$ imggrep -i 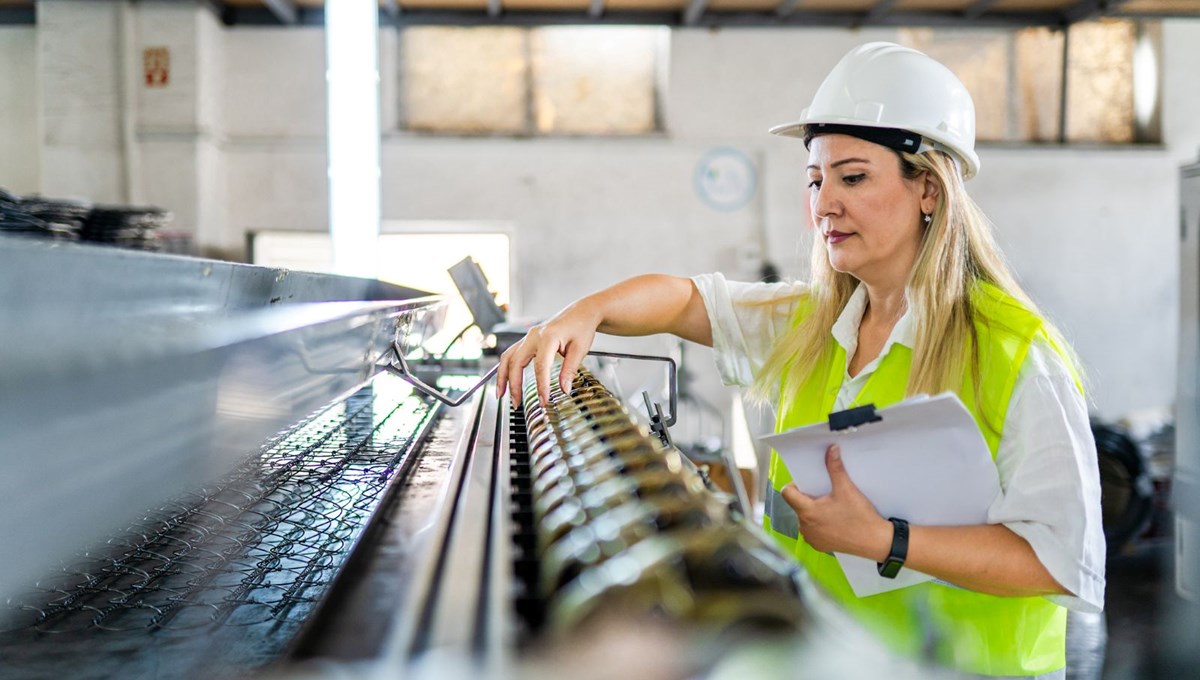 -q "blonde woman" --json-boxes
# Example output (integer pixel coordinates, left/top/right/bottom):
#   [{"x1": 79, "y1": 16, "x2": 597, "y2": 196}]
[{"x1": 497, "y1": 43, "x2": 1104, "y2": 678}]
